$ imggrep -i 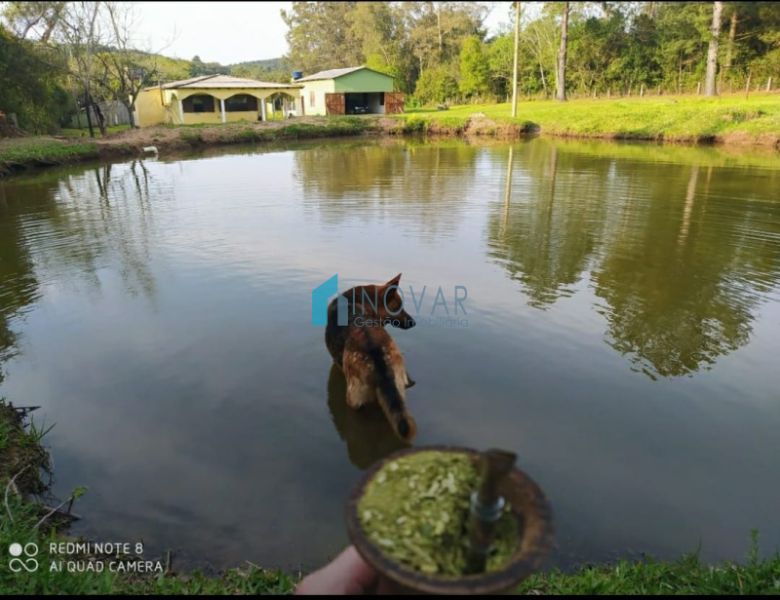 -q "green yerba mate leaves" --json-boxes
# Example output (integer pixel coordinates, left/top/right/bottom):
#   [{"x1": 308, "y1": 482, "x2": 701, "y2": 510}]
[{"x1": 358, "y1": 451, "x2": 519, "y2": 577}]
